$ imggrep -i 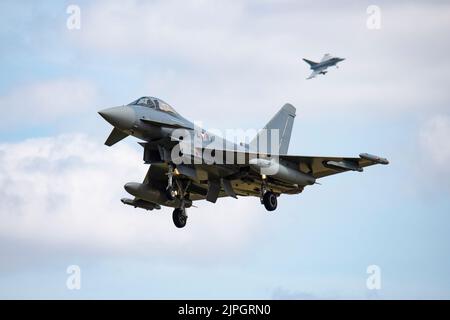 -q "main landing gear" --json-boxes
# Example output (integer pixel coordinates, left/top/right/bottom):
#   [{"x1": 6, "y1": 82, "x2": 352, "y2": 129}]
[
  {"x1": 260, "y1": 177, "x2": 277, "y2": 211},
  {"x1": 172, "y1": 207, "x2": 187, "y2": 228},
  {"x1": 263, "y1": 191, "x2": 277, "y2": 211},
  {"x1": 166, "y1": 163, "x2": 189, "y2": 228}
]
